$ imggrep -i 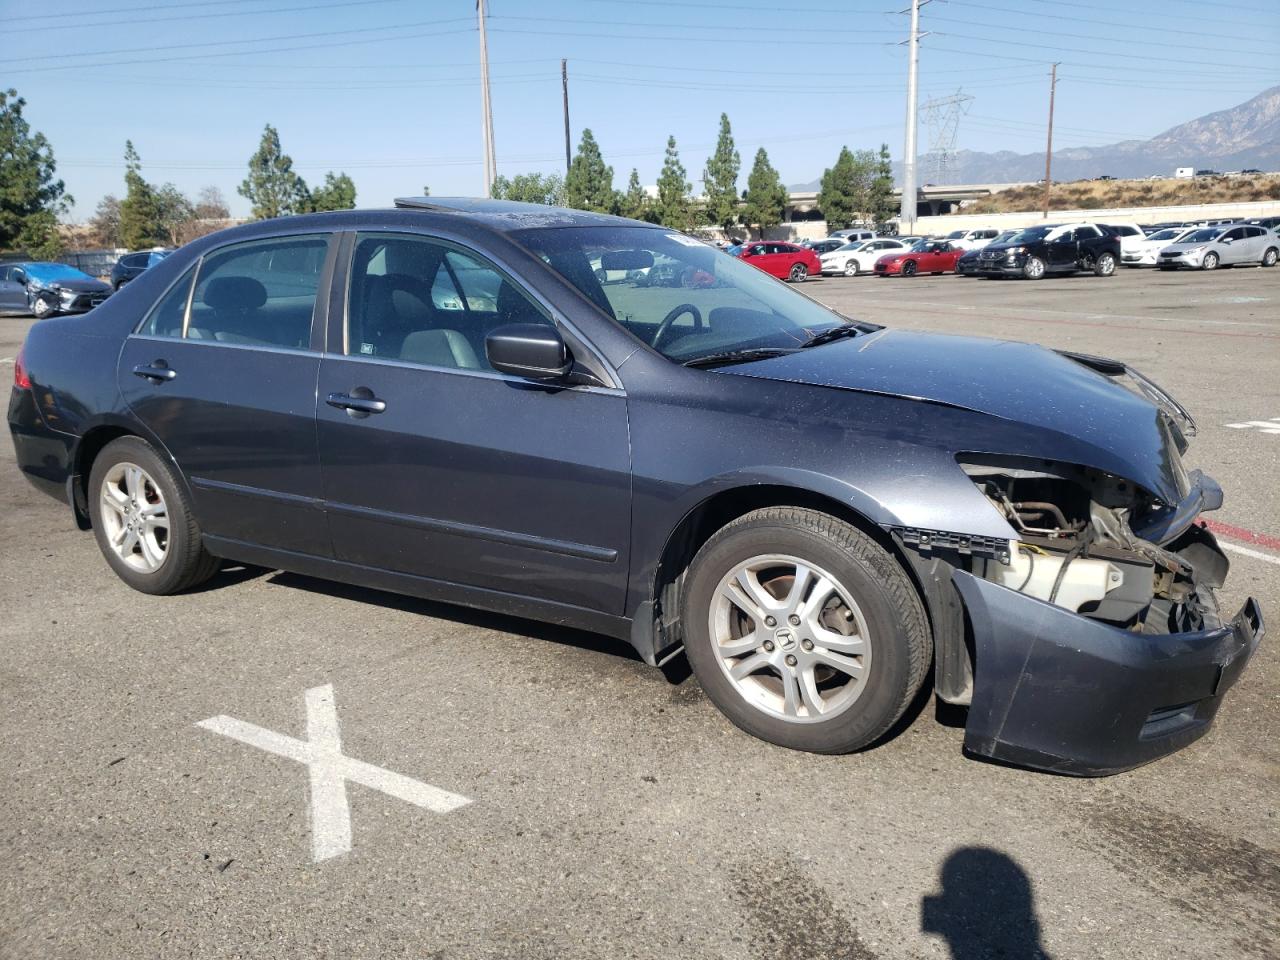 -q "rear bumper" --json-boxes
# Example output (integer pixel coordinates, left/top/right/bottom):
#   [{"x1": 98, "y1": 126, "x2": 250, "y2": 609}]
[
  {"x1": 7, "y1": 385, "x2": 75, "y2": 505},
  {"x1": 953, "y1": 570, "x2": 1263, "y2": 776}
]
